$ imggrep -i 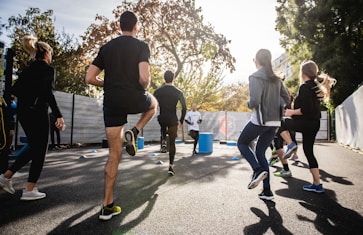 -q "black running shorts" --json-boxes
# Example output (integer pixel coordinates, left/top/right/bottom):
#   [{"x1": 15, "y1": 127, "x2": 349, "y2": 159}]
[{"x1": 103, "y1": 92, "x2": 153, "y2": 127}]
